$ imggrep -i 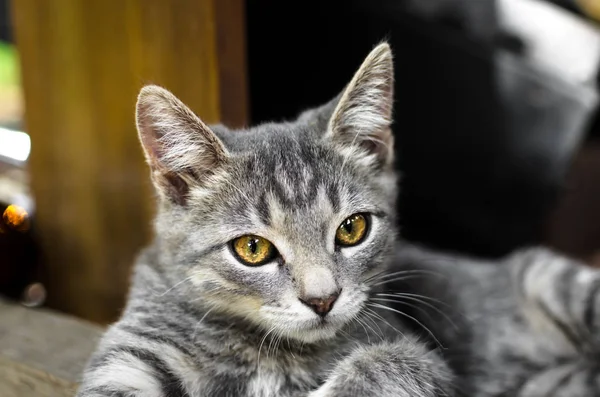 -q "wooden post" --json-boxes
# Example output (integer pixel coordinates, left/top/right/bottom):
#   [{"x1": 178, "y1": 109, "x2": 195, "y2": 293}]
[
  {"x1": 11, "y1": 0, "x2": 247, "y2": 323},
  {"x1": 578, "y1": 0, "x2": 600, "y2": 22}
]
